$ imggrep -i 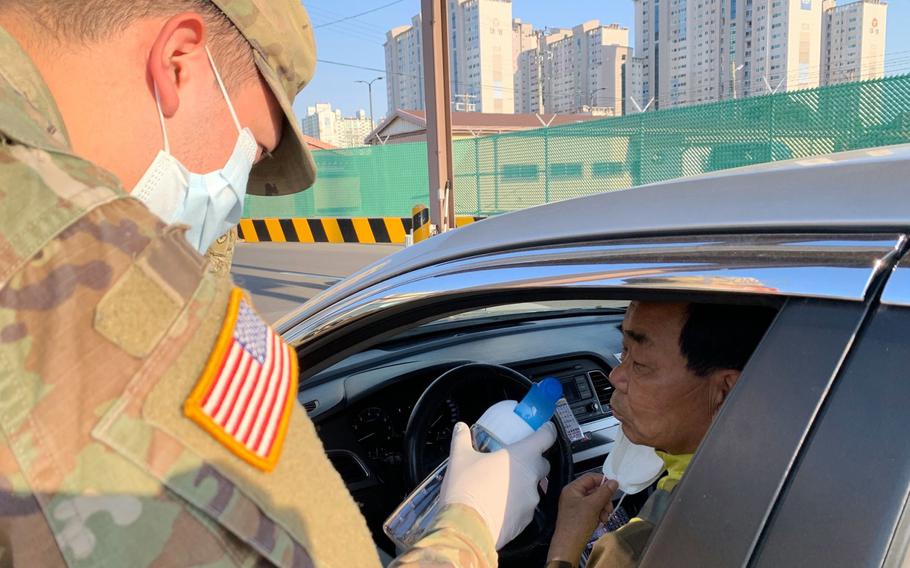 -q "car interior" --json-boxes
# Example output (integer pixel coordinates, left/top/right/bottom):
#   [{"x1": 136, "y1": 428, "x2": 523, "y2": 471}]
[{"x1": 298, "y1": 292, "x2": 782, "y2": 566}]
